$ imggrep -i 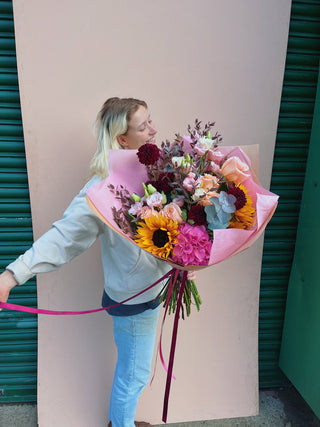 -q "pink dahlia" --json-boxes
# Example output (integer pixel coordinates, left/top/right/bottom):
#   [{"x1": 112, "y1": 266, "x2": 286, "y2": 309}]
[
  {"x1": 137, "y1": 143, "x2": 160, "y2": 165},
  {"x1": 172, "y1": 223, "x2": 212, "y2": 266}
]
